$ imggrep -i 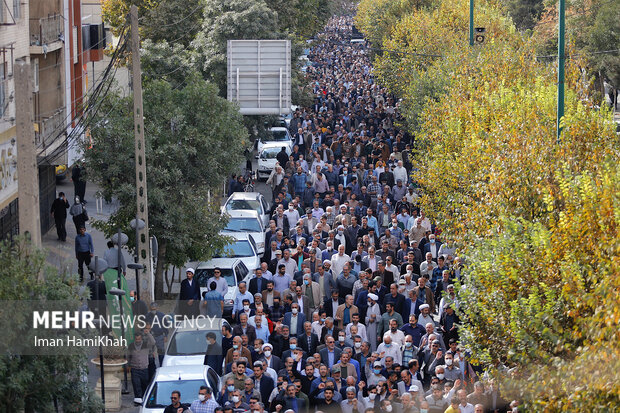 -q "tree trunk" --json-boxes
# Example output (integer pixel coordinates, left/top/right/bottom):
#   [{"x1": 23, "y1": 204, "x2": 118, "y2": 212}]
[{"x1": 154, "y1": 239, "x2": 167, "y2": 300}]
